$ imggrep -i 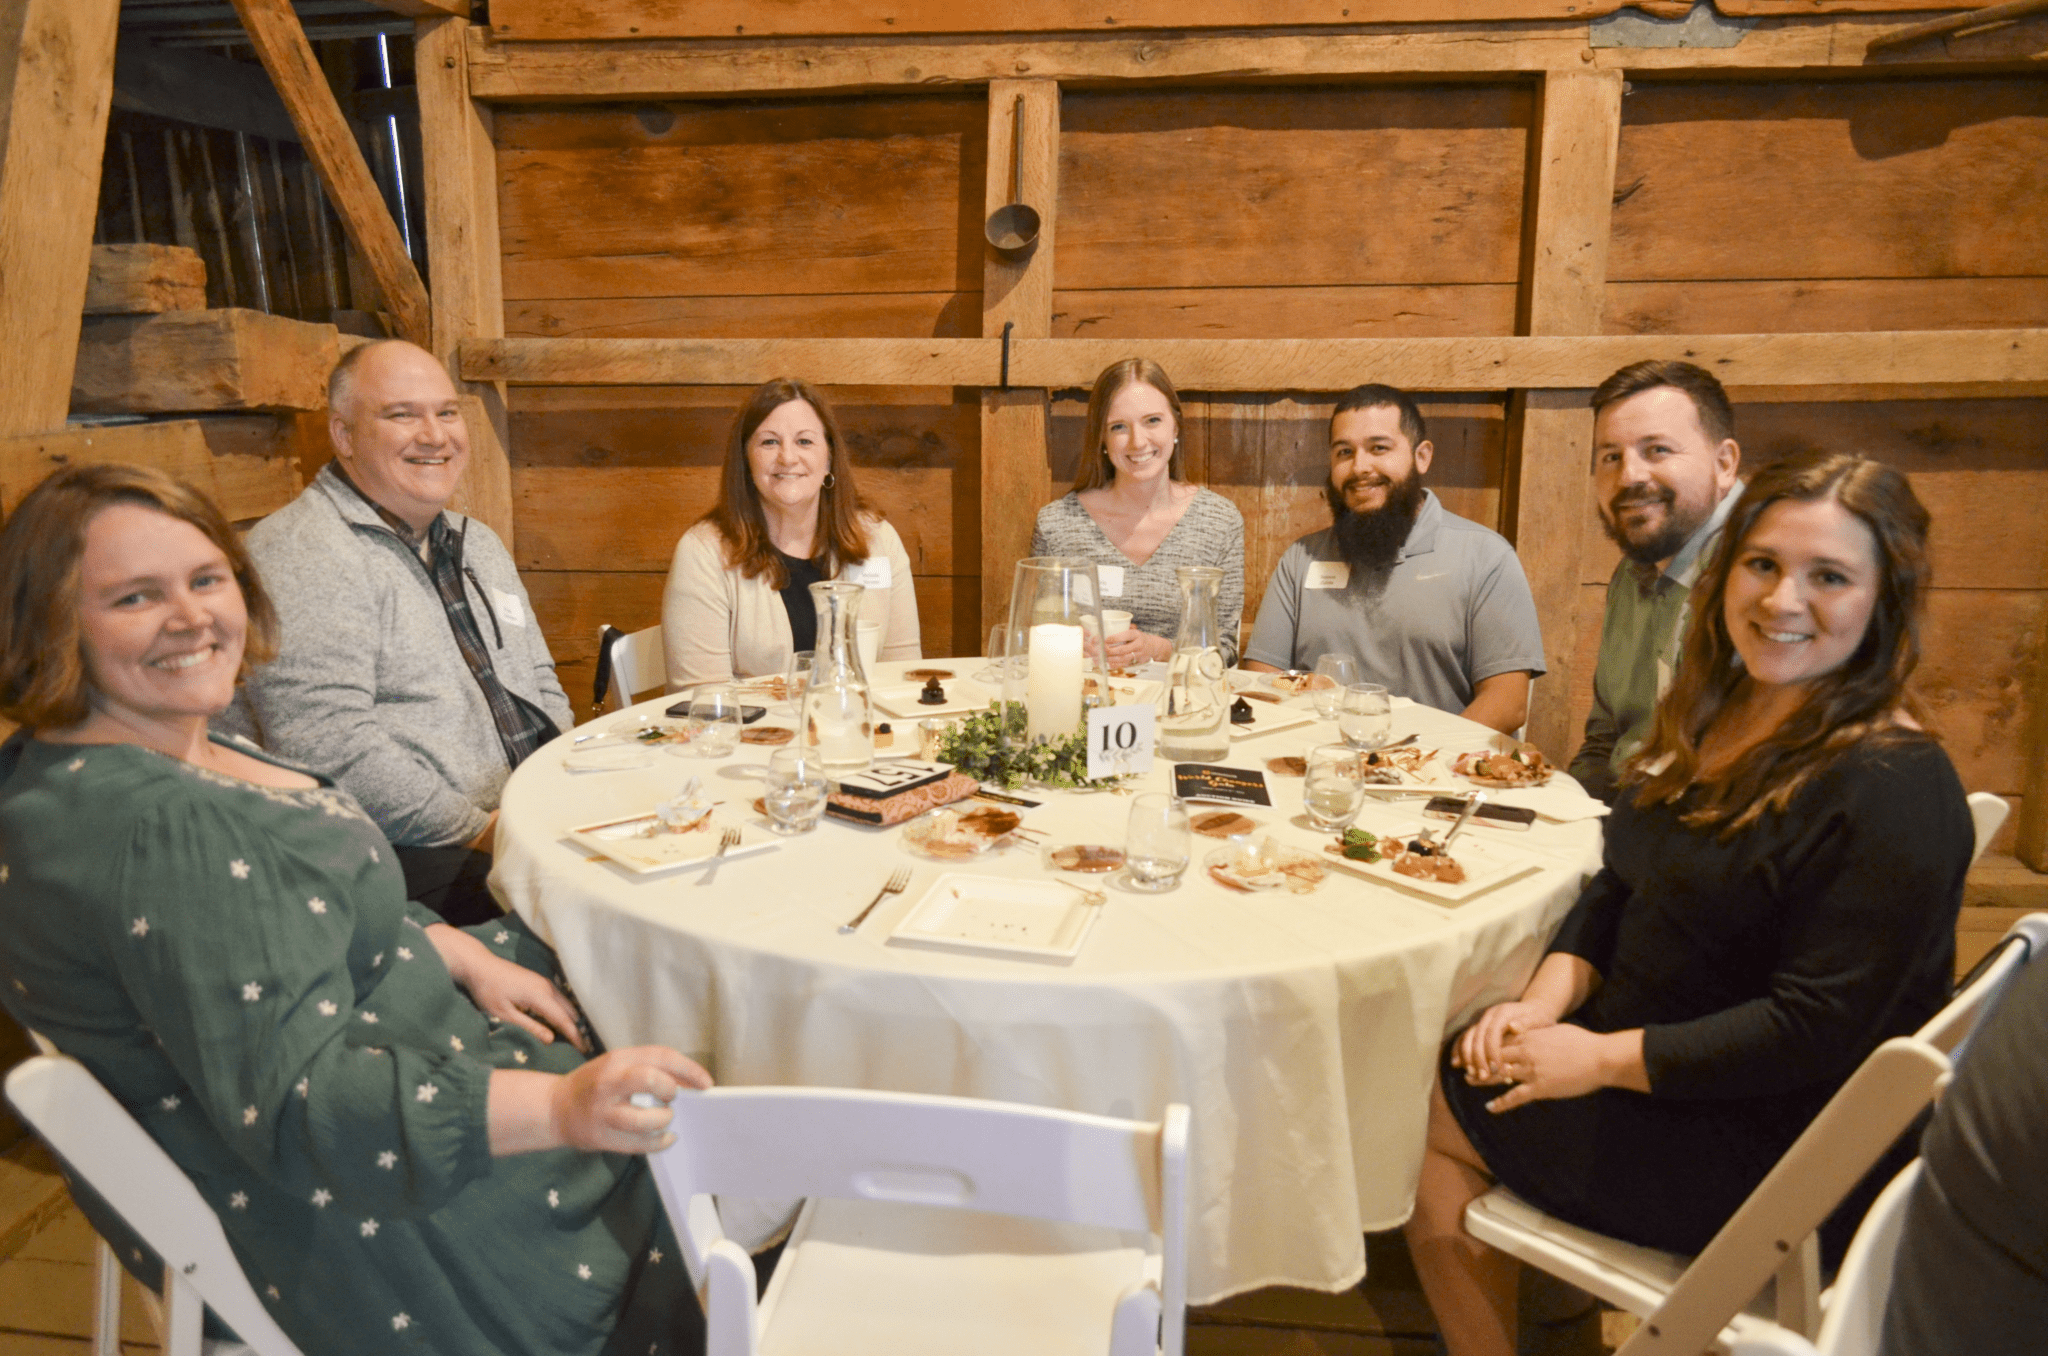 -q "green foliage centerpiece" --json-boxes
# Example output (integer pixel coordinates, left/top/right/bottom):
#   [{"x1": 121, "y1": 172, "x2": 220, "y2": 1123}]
[{"x1": 934, "y1": 703, "x2": 1123, "y2": 791}]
